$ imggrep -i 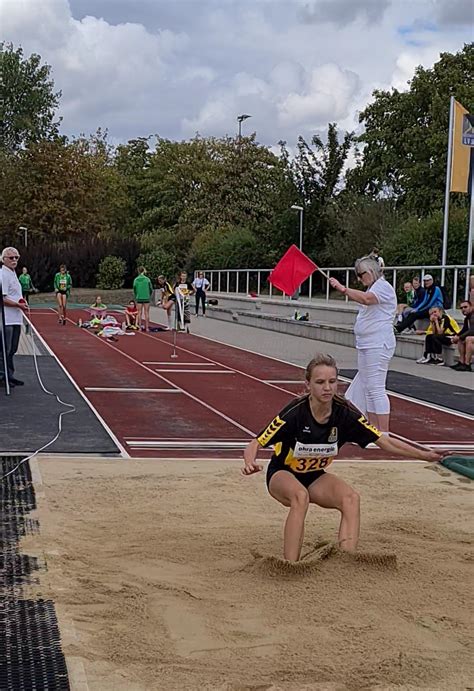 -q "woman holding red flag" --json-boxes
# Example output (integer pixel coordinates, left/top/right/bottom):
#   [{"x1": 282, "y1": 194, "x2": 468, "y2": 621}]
[{"x1": 329, "y1": 255, "x2": 397, "y2": 433}]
